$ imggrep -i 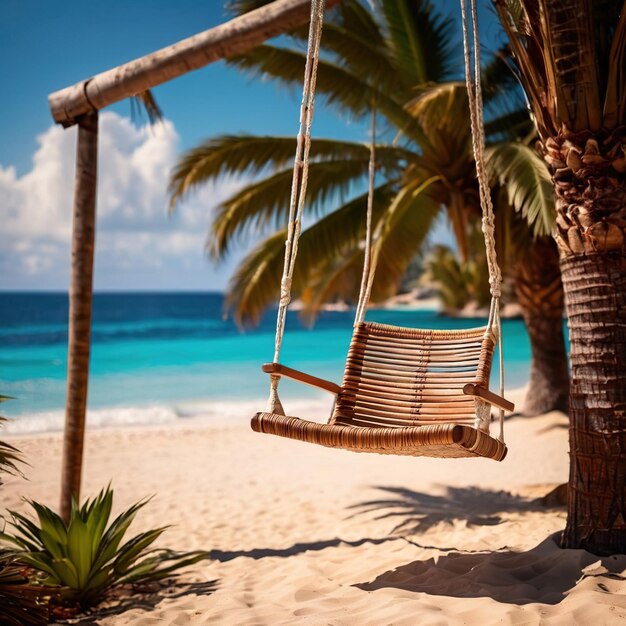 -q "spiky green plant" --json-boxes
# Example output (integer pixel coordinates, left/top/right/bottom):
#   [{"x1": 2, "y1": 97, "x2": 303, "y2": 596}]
[
  {"x1": 0, "y1": 486, "x2": 208, "y2": 608},
  {"x1": 0, "y1": 553, "x2": 50, "y2": 626},
  {"x1": 0, "y1": 396, "x2": 23, "y2": 486}
]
